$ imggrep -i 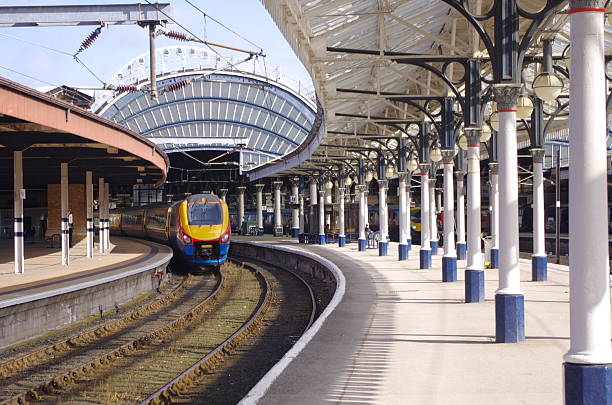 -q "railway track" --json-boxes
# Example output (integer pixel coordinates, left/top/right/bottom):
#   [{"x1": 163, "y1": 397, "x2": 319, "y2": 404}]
[
  {"x1": 0, "y1": 255, "x2": 326, "y2": 405},
  {"x1": 141, "y1": 256, "x2": 319, "y2": 404},
  {"x1": 0, "y1": 269, "x2": 222, "y2": 405}
]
